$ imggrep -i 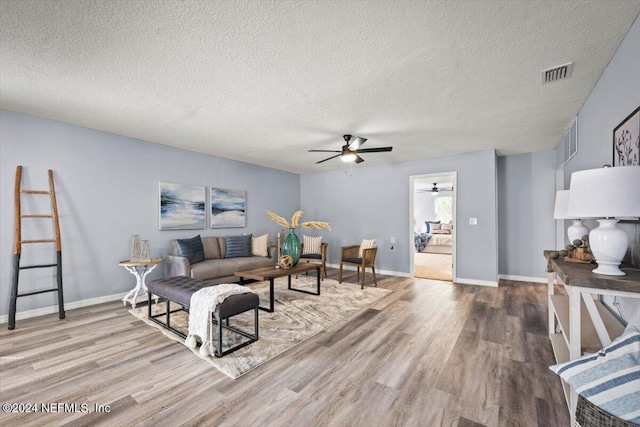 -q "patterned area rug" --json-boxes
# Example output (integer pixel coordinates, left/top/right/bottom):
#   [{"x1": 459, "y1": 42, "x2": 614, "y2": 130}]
[{"x1": 129, "y1": 276, "x2": 392, "y2": 379}]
